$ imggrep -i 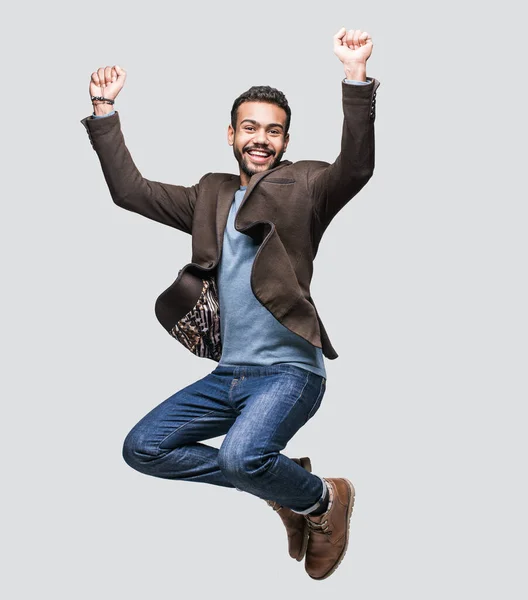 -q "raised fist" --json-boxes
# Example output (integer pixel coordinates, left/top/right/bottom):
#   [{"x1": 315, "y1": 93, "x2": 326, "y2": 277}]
[
  {"x1": 89, "y1": 65, "x2": 127, "y2": 101},
  {"x1": 333, "y1": 28, "x2": 373, "y2": 65}
]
